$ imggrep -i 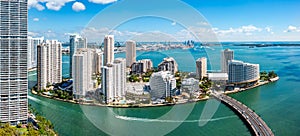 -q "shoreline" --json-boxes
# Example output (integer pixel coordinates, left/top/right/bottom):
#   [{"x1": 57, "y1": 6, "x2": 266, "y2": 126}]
[
  {"x1": 31, "y1": 77, "x2": 279, "y2": 108},
  {"x1": 31, "y1": 89, "x2": 210, "y2": 108},
  {"x1": 224, "y1": 76, "x2": 279, "y2": 95}
]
